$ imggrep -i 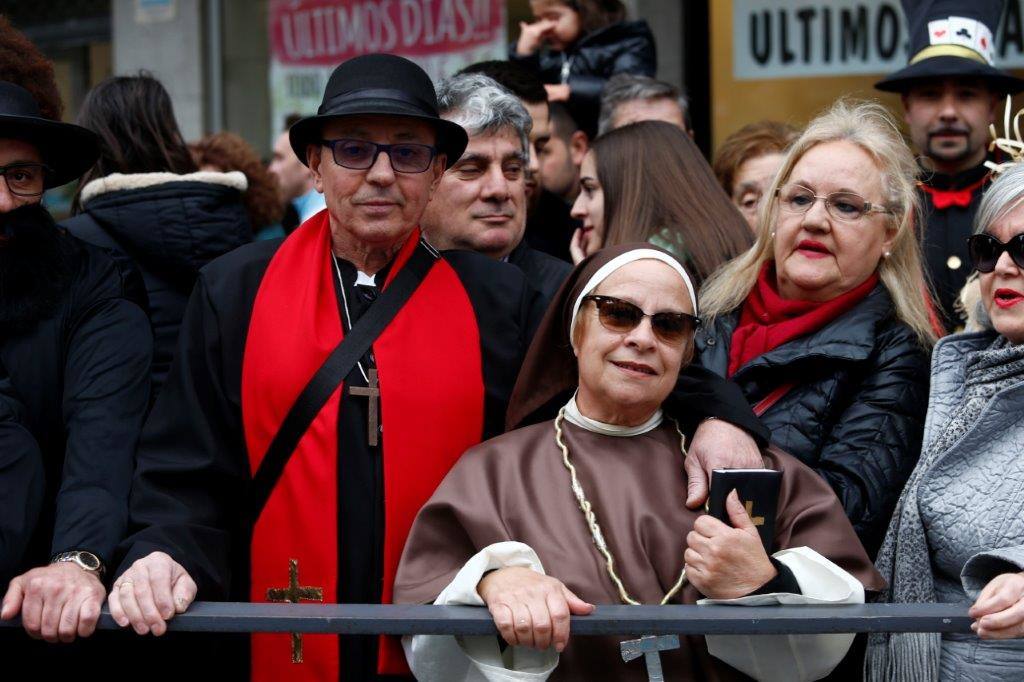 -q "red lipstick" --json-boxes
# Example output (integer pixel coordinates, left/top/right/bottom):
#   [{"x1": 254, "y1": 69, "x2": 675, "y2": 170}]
[
  {"x1": 796, "y1": 239, "x2": 831, "y2": 260},
  {"x1": 994, "y1": 288, "x2": 1024, "y2": 309}
]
